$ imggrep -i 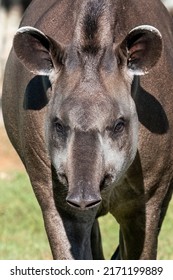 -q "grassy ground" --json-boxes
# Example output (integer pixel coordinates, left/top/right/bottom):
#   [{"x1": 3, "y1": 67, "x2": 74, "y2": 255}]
[
  {"x1": 0, "y1": 171, "x2": 173, "y2": 260},
  {"x1": 0, "y1": 172, "x2": 51, "y2": 259}
]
